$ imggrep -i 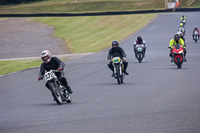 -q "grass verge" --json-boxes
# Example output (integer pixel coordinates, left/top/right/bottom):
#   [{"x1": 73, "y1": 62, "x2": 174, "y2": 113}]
[
  {"x1": 0, "y1": 60, "x2": 42, "y2": 76},
  {"x1": 0, "y1": 0, "x2": 165, "y2": 14},
  {"x1": 32, "y1": 14, "x2": 157, "y2": 53}
]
